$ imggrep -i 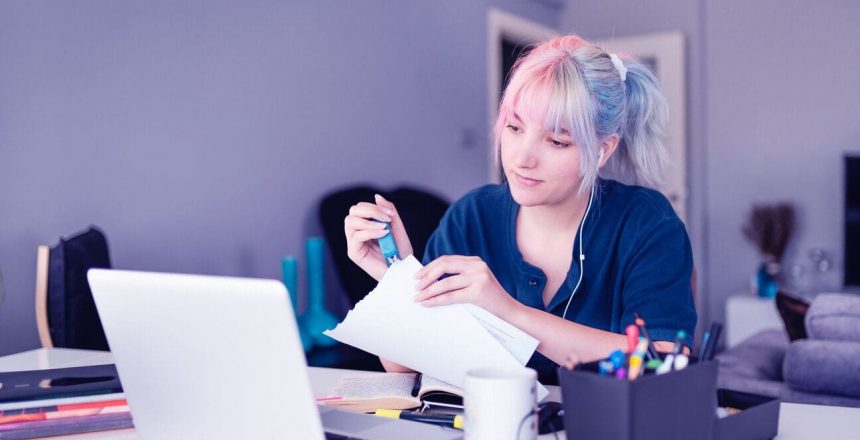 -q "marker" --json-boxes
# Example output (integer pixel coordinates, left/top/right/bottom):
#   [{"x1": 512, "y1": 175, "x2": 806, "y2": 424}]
[
  {"x1": 615, "y1": 367, "x2": 627, "y2": 380},
  {"x1": 673, "y1": 354, "x2": 690, "y2": 371},
  {"x1": 633, "y1": 313, "x2": 660, "y2": 360},
  {"x1": 671, "y1": 330, "x2": 687, "y2": 357},
  {"x1": 627, "y1": 338, "x2": 649, "y2": 380},
  {"x1": 375, "y1": 409, "x2": 463, "y2": 429},
  {"x1": 609, "y1": 349, "x2": 625, "y2": 371},
  {"x1": 625, "y1": 325, "x2": 639, "y2": 353},
  {"x1": 645, "y1": 358, "x2": 663, "y2": 370},
  {"x1": 655, "y1": 356, "x2": 674, "y2": 375},
  {"x1": 598, "y1": 360, "x2": 615, "y2": 376},
  {"x1": 375, "y1": 222, "x2": 401, "y2": 266}
]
